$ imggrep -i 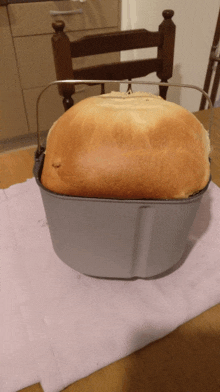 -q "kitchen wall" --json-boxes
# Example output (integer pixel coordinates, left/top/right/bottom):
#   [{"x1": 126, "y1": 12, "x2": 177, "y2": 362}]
[{"x1": 120, "y1": 0, "x2": 220, "y2": 112}]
